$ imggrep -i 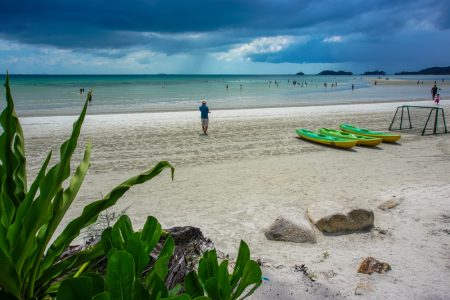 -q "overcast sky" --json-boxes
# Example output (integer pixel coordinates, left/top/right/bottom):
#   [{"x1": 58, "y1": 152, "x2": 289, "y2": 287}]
[{"x1": 1, "y1": 0, "x2": 449, "y2": 74}]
